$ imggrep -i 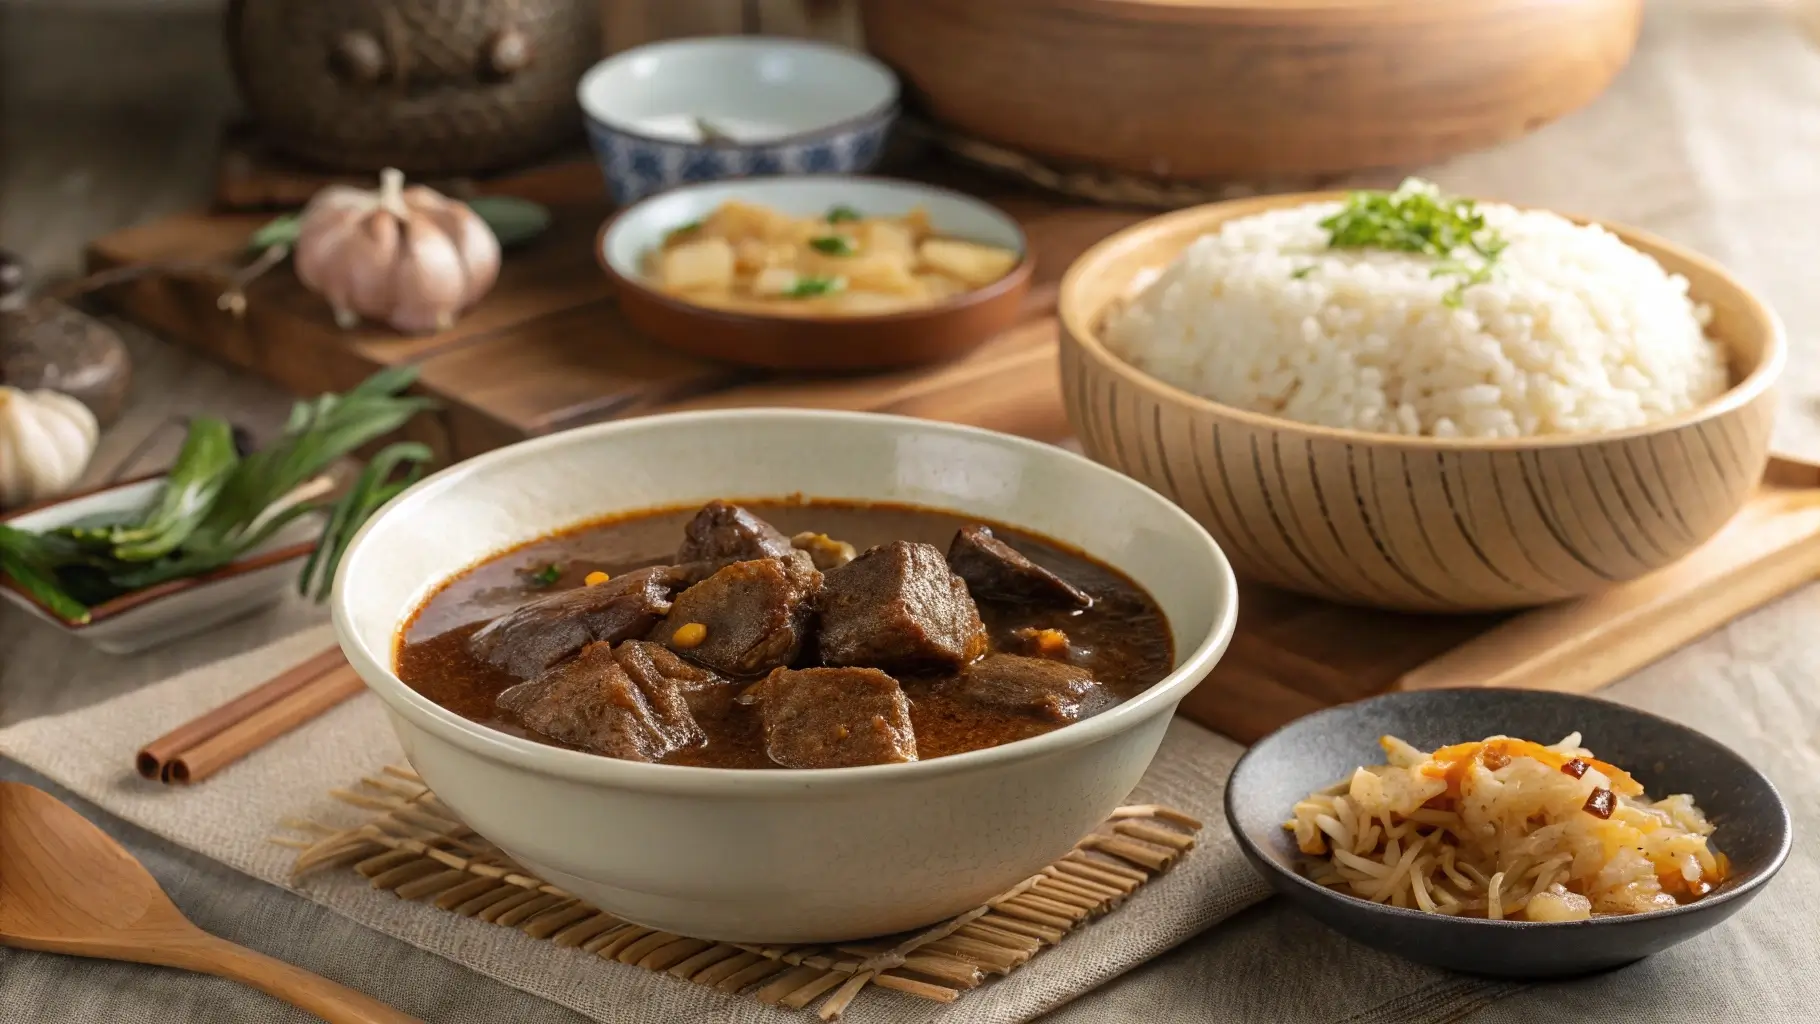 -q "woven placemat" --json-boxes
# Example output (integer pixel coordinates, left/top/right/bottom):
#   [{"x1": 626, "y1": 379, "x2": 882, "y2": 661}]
[{"x1": 276, "y1": 765, "x2": 1202, "y2": 1020}]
